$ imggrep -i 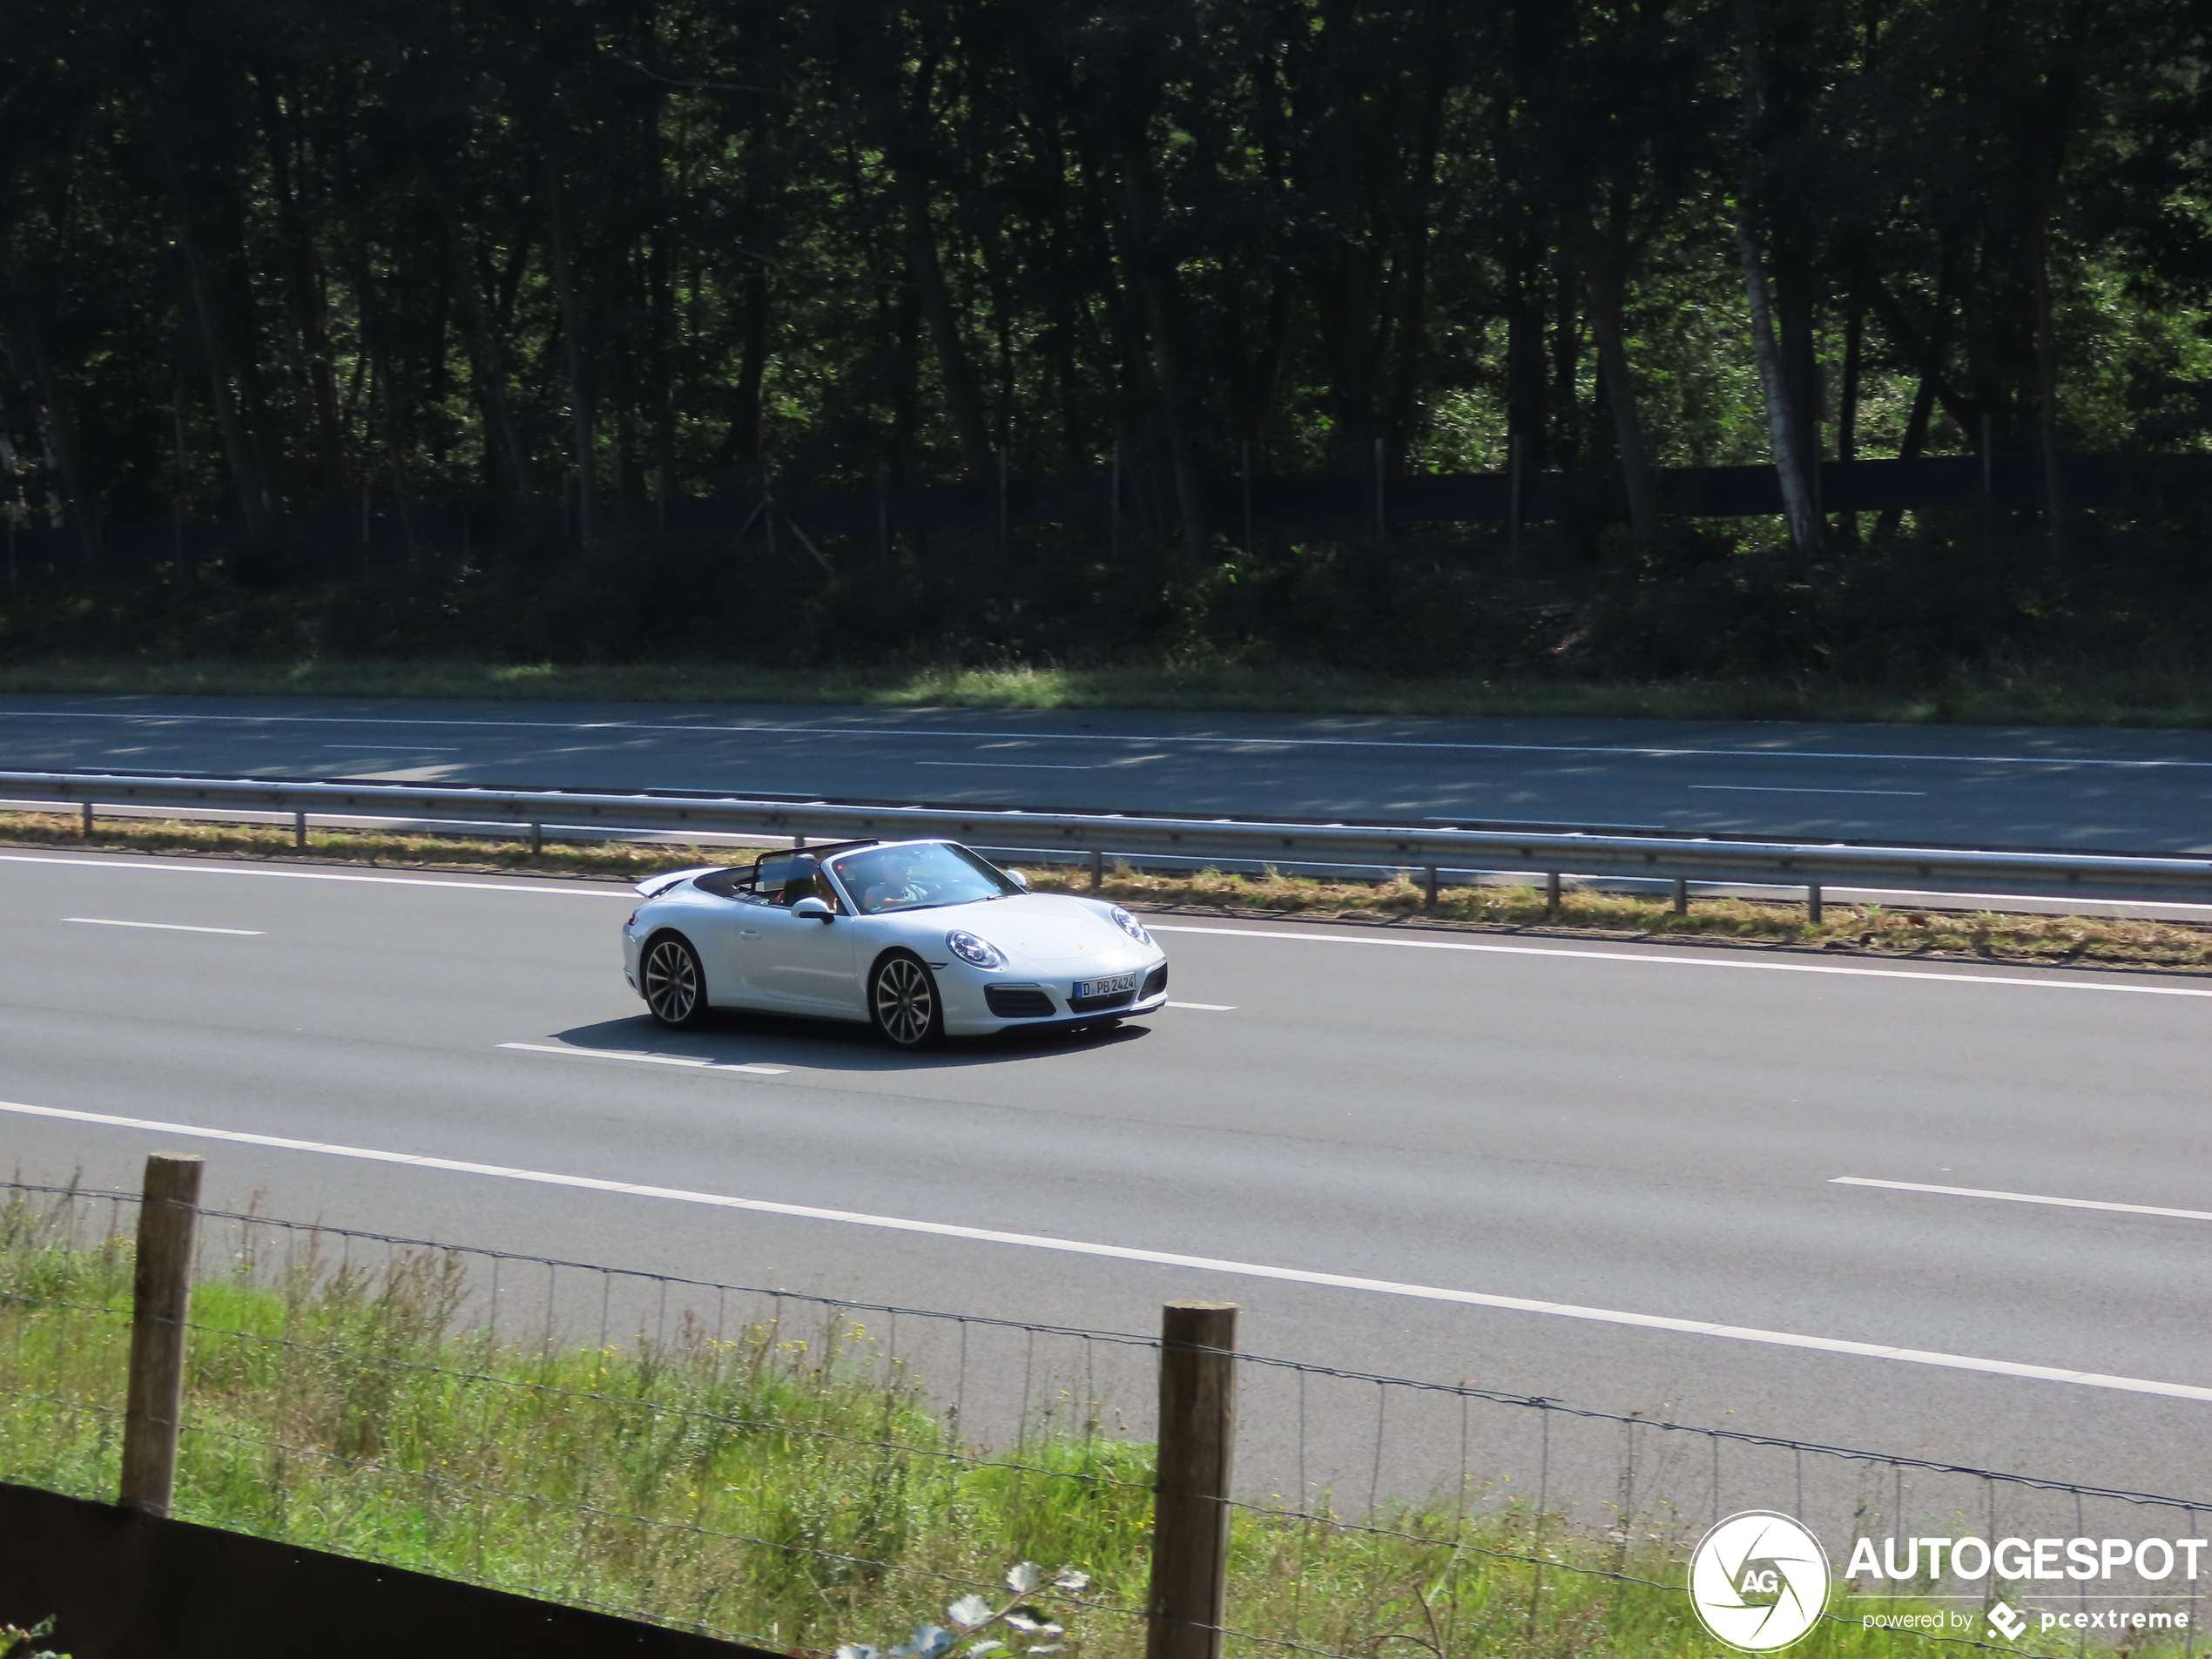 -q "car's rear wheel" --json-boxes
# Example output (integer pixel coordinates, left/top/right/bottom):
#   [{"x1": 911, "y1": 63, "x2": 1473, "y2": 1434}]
[
  {"x1": 642, "y1": 934, "x2": 708, "y2": 1028},
  {"x1": 869, "y1": 951, "x2": 944, "y2": 1049}
]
